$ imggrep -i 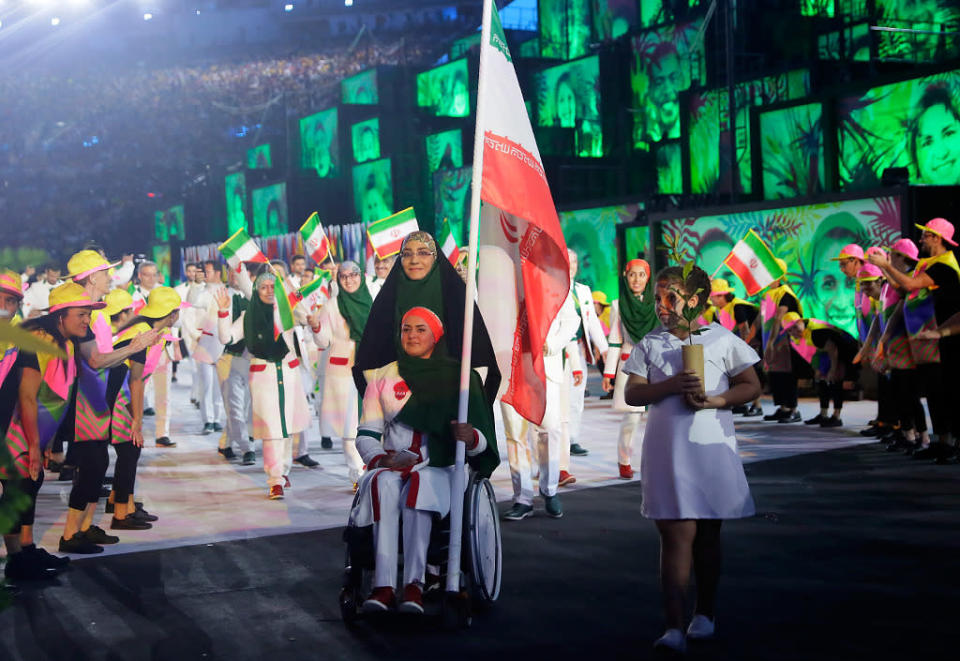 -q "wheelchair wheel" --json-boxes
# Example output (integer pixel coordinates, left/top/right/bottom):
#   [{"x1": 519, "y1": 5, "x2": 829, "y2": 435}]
[{"x1": 464, "y1": 474, "x2": 502, "y2": 604}]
